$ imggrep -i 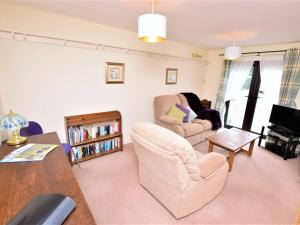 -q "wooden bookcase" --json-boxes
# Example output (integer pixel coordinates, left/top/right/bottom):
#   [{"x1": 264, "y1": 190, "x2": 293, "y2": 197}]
[{"x1": 64, "y1": 110, "x2": 123, "y2": 165}]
